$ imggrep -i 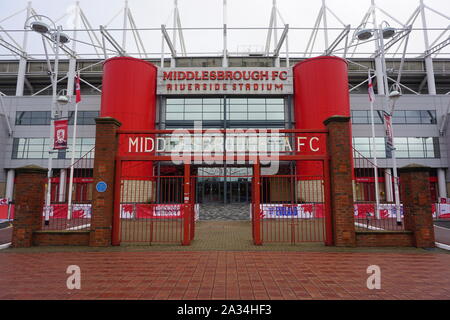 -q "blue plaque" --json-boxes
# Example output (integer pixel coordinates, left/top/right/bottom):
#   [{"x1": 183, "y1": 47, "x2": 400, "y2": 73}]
[{"x1": 96, "y1": 181, "x2": 107, "y2": 193}]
